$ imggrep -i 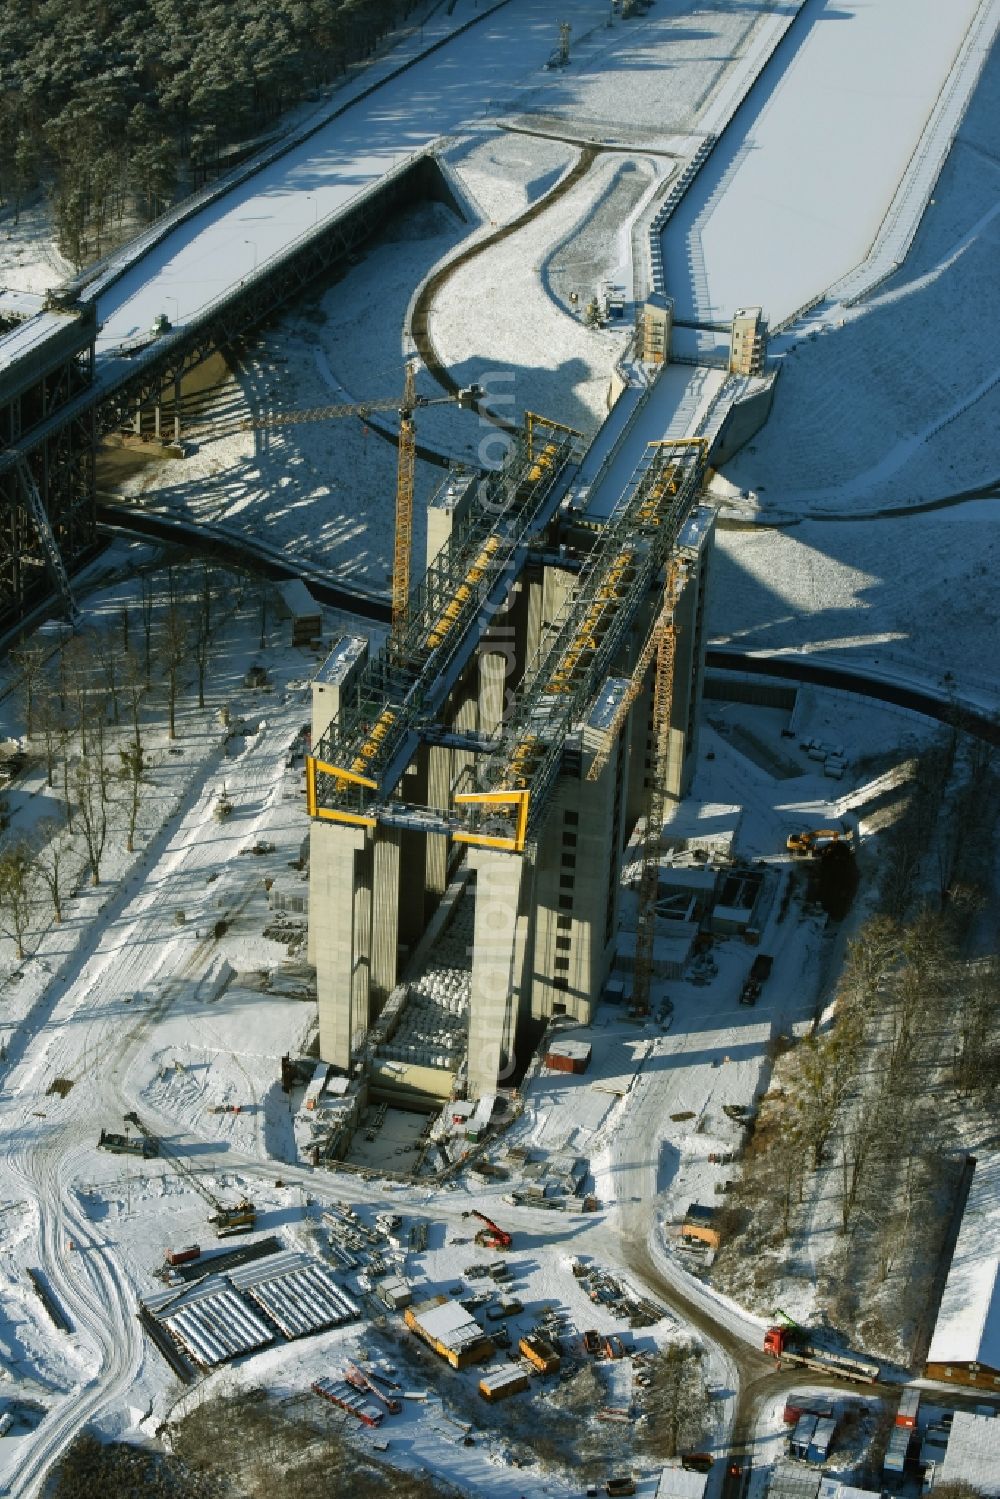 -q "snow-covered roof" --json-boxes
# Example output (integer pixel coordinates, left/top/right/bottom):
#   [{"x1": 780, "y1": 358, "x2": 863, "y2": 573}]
[
  {"x1": 410, "y1": 1297, "x2": 484, "y2": 1352},
  {"x1": 928, "y1": 1158, "x2": 1000, "y2": 1371},
  {"x1": 546, "y1": 1040, "x2": 592, "y2": 1063},
  {"x1": 939, "y1": 1411, "x2": 1000, "y2": 1496},
  {"x1": 478, "y1": 1363, "x2": 527, "y2": 1394},
  {"x1": 818, "y1": 1483, "x2": 879, "y2": 1499},
  {"x1": 279, "y1": 579, "x2": 320, "y2": 617},
  {"x1": 656, "y1": 1465, "x2": 707, "y2": 1499},
  {"x1": 313, "y1": 635, "x2": 367, "y2": 685}
]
